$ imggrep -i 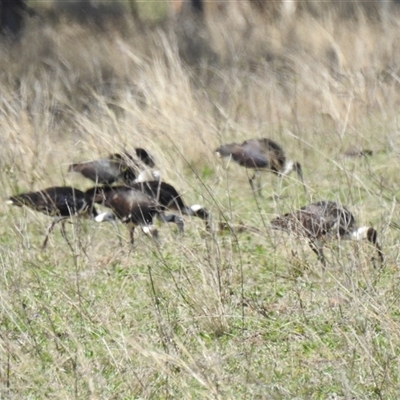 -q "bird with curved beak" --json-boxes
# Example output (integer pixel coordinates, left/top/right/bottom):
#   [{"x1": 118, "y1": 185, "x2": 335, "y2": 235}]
[
  {"x1": 7, "y1": 186, "x2": 117, "y2": 248},
  {"x1": 85, "y1": 186, "x2": 163, "y2": 245},
  {"x1": 271, "y1": 201, "x2": 384, "y2": 267},
  {"x1": 215, "y1": 138, "x2": 307, "y2": 197},
  {"x1": 68, "y1": 148, "x2": 157, "y2": 186}
]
